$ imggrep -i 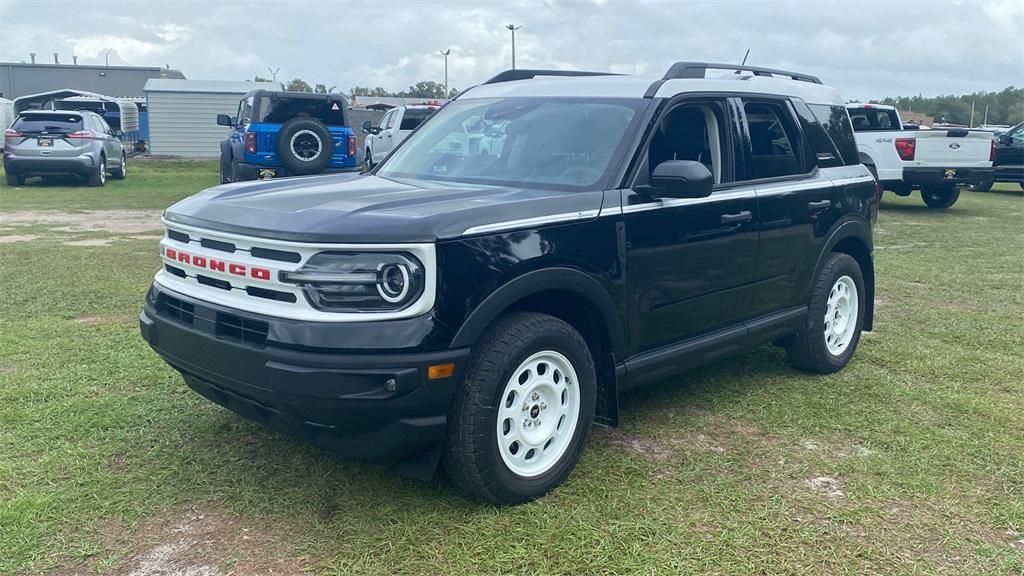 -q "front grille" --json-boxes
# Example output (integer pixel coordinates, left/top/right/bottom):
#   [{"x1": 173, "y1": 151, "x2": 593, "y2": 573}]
[
  {"x1": 215, "y1": 312, "x2": 269, "y2": 345},
  {"x1": 167, "y1": 229, "x2": 190, "y2": 243},
  {"x1": 159, "y1": 294, "x2": 195, "y2": 326},
  {"x1": 197, "y1": 275, "x2": 232, "y2": 291},
  {"x1": 251, "y1": 246, "x2": 301, "y2": 263},
  {"x1": 246, "y1": 286, "x2": 297, "y2": 303},
  {"x1": 200, "y1": 238, "x2": 236, "y2": 253}
]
